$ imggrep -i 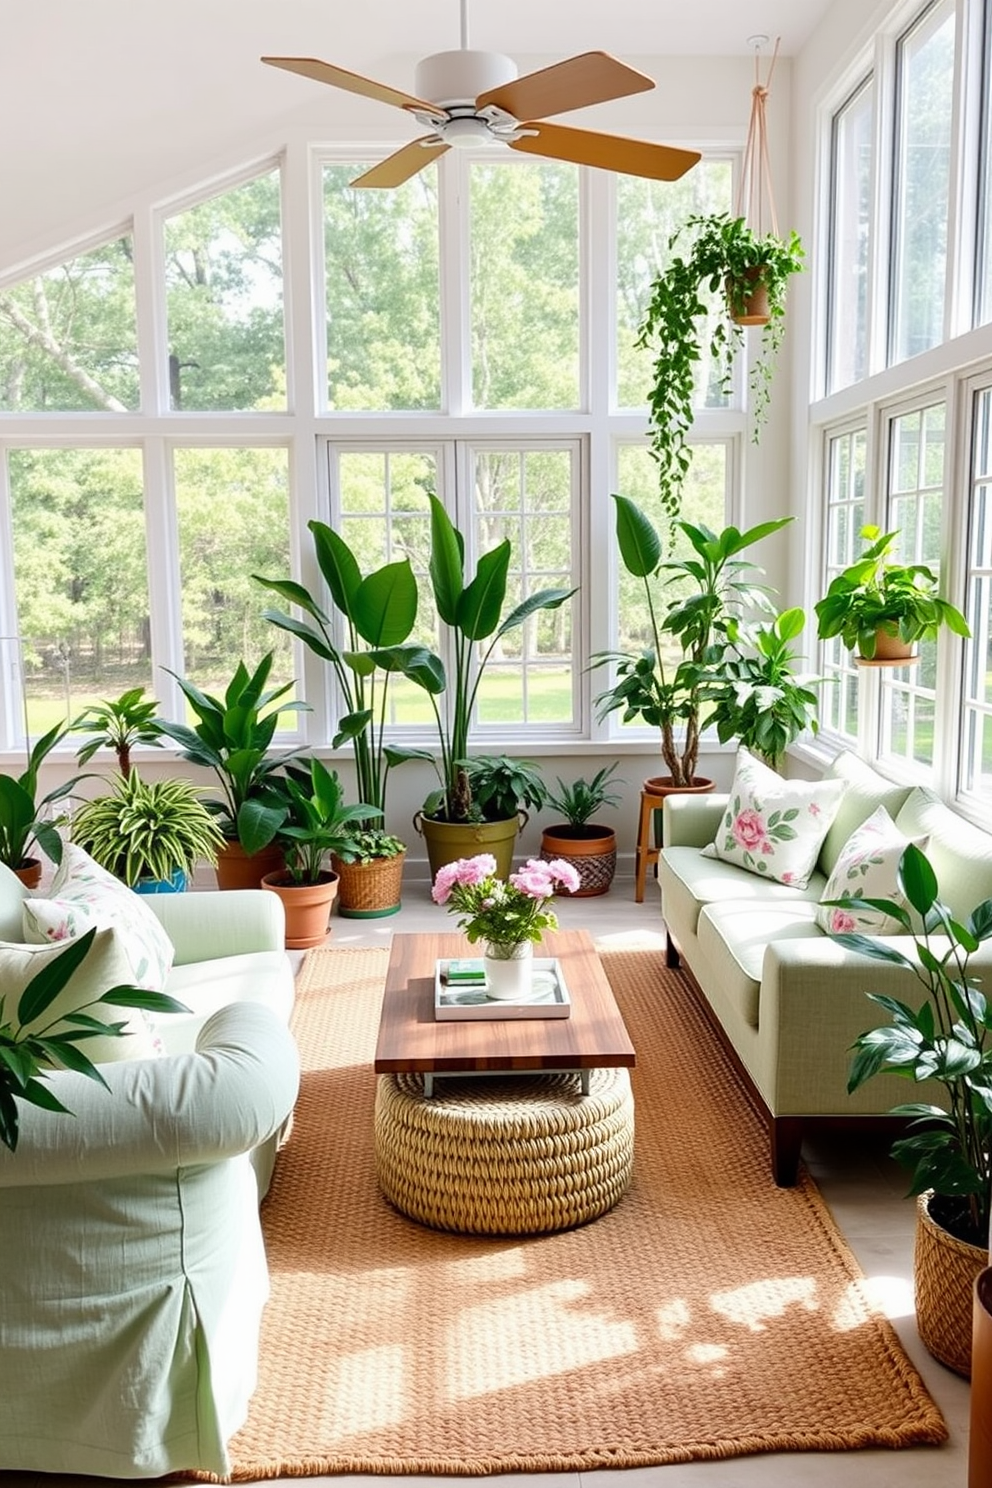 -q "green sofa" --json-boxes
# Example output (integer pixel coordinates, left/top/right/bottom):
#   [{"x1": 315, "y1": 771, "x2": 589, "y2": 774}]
[{"x1": 658, "y1": 751, "x2": 992, "y2": 1184}]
